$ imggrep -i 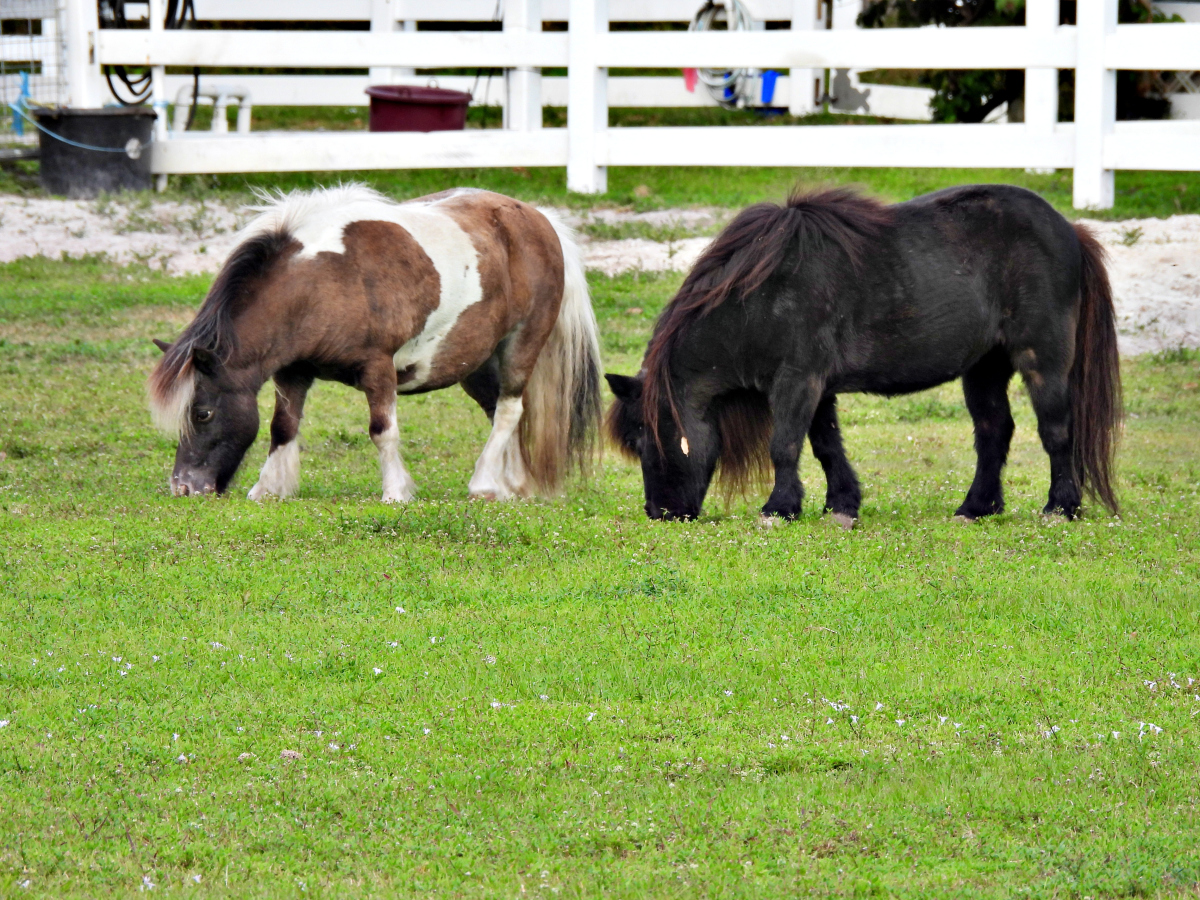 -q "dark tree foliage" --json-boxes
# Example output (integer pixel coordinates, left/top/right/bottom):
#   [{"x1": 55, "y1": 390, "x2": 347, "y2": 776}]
[{"x1": 857, "y1": 0, "x2": 1172, "y2": 123}]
